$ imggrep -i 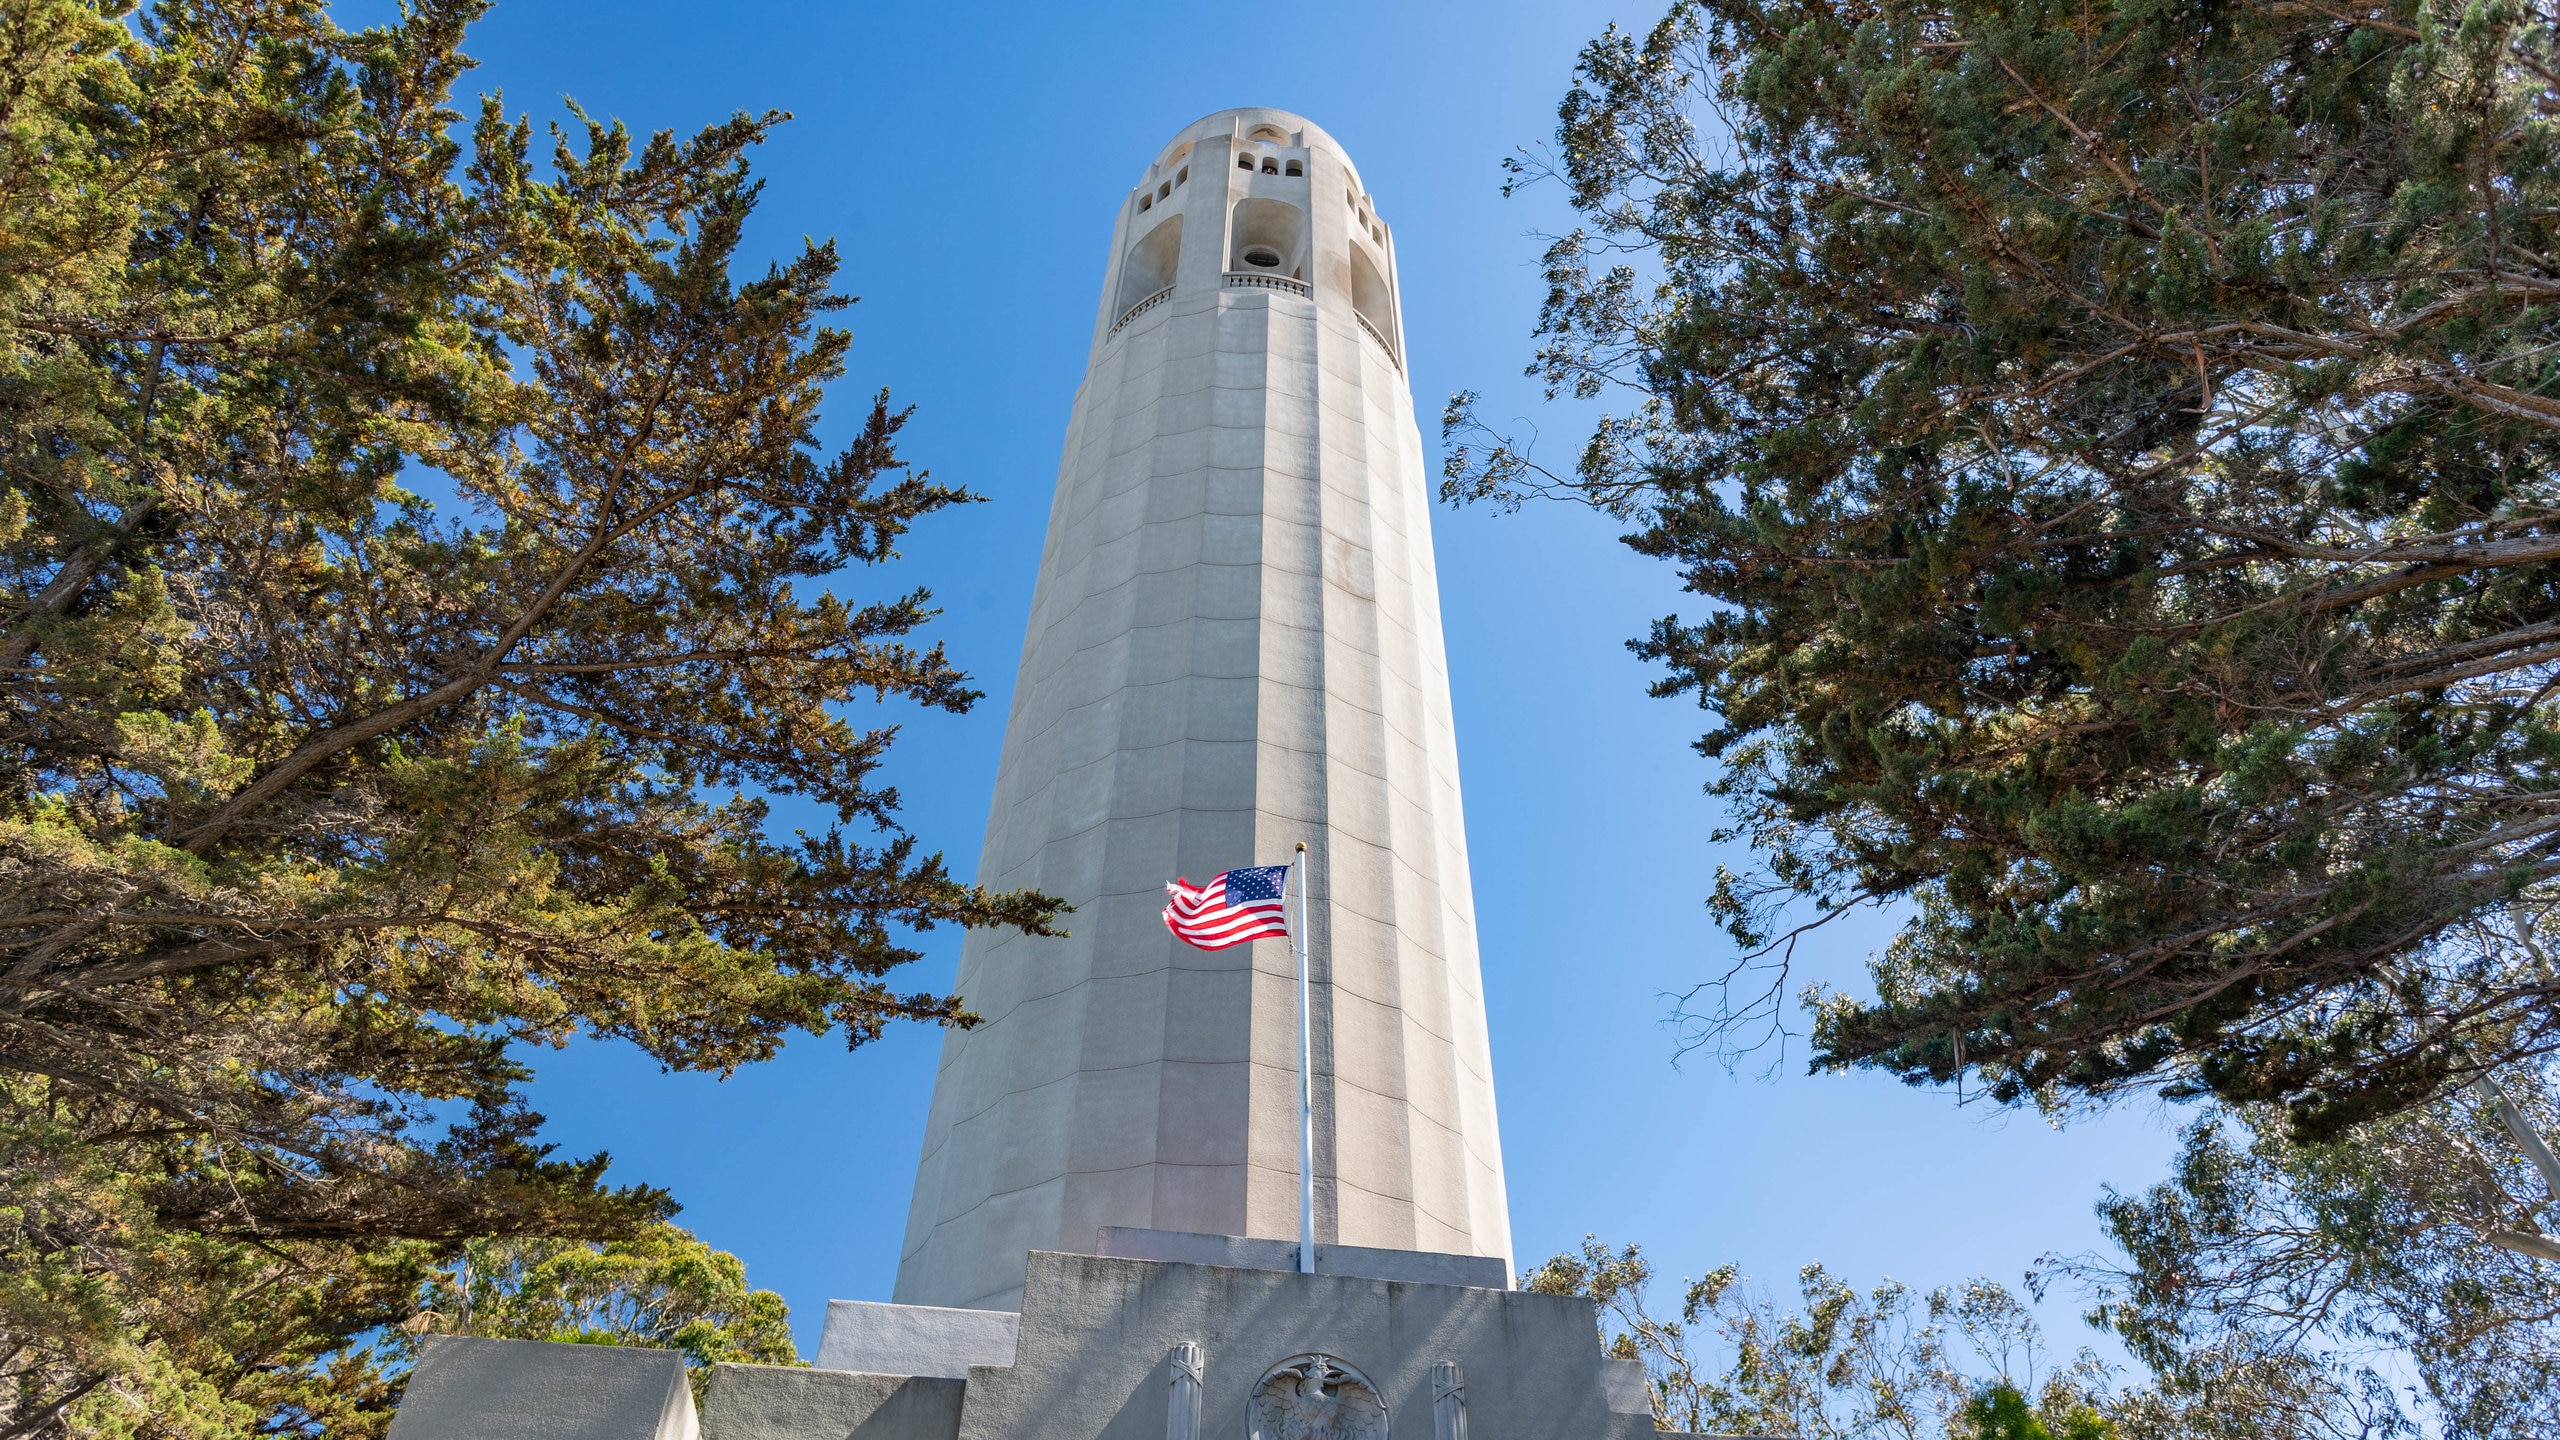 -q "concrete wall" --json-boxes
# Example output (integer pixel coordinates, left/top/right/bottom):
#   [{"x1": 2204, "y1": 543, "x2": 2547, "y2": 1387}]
[
  {"x1": 701, "y1": 1365, "x2": 964, "y2": 1440},
  {"x1": 1093, "y1": 1224, "x2": 1510, "y2": 1290},
  {"x1": 951, "y1": 1252, "x2": 1652, "y2": 1440},
  {"x1": 387, "y1": 1336, "x2": 696, "y2": 1440},
  {"x1": 816, "y1": 1300, "x2": 1020, "y2": 1378},
  {"x1": 390, "y1": 1259, "x2": 1675, "y2": 1440},
  {"x1": 894, "y1": 106, "x2": 1510, "y2": 1313}
]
